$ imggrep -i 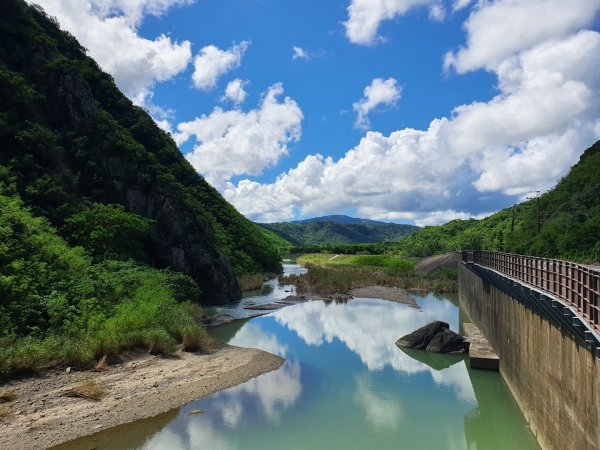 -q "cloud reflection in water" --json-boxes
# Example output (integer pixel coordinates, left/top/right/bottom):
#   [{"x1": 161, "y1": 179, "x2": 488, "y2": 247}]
[{"x1": 273, "y1": 297, "x2": 476, "y2": 403}]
